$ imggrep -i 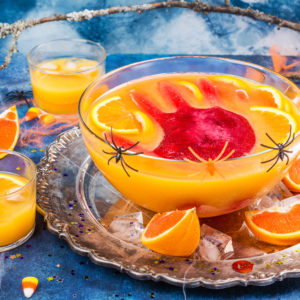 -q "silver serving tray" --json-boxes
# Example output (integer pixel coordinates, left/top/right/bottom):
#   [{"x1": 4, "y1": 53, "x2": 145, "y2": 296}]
[{"x1": 37, "y1": 127, "x2": 300, "y2": 289}]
